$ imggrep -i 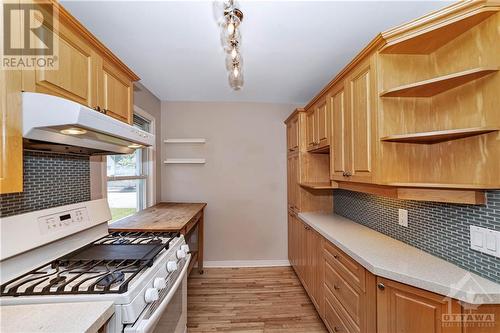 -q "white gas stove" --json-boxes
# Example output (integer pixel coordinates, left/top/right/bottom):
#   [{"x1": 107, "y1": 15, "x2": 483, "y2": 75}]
[{"x1": 0, "y1": 199, "x2": 191, "y2": 333}]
